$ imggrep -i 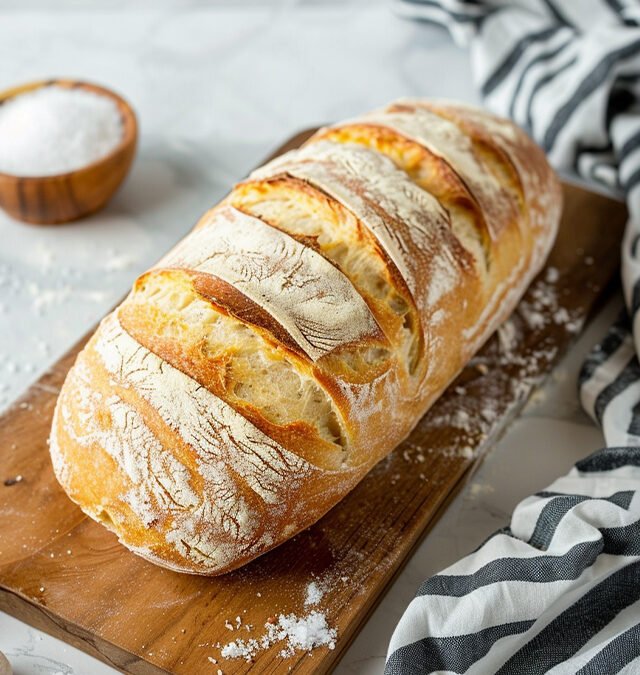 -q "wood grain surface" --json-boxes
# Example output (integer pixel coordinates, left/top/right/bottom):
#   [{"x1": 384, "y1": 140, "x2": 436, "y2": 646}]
[{"x1": 0, "y1": 129, "x2": 628, "y2": 674}]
